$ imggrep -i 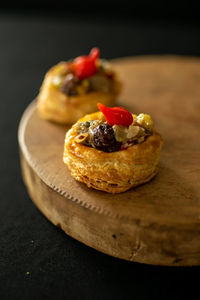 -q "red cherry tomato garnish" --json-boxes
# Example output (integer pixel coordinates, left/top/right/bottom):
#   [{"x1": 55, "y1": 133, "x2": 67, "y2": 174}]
[
  {"x1": 97, "y1": 103, "x2": 133, "y2": 127},
  {"x1": 73, "y1": 47, "x2": 100, "y2": 80}
]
